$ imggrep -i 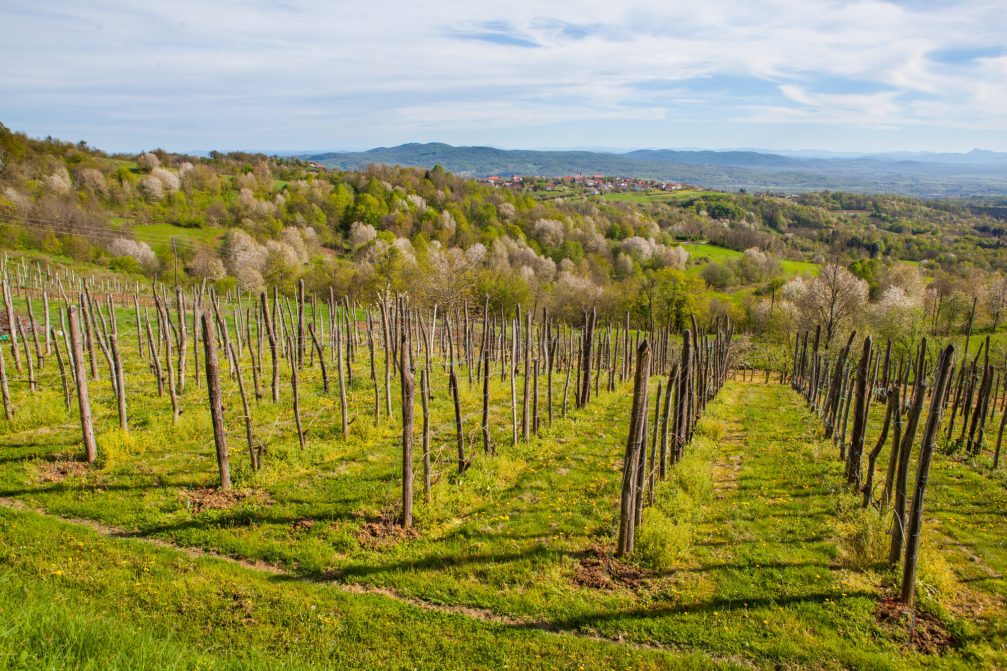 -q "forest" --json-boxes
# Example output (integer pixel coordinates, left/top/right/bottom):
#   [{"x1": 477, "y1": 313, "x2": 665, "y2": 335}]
[{"x1": 1, "y1": 125, "x2": 1007, "y2": 669}]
